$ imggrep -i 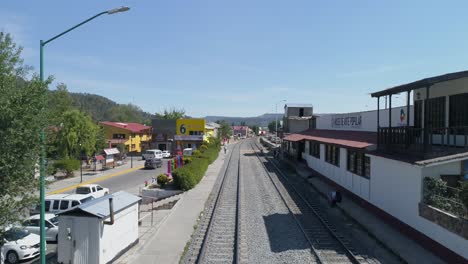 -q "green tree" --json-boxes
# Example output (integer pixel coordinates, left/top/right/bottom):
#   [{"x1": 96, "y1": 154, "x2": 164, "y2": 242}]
[
  {"x1": 250, "y1": 125, "x2": 259, "y2": 134},
  {"x1": 155, "y1": 107, "x2": 186, "y2": 120},
  {"x1": 216, "y1": 120, "x2": 232, "y2": 138},
  {"x1": 0, "y1": 32, "x2": 51, "y2": 234},
  {"x1": 268, "y1": 120, "x2": 281, "y2": 132},
  {"x1": 46, "y1": 83, "x2": 73, "y2": 124},
  {"x1": 108, "y1": 103, "x2": 149, "y2": 124},
  {"x1": 55, "y1": 110, "x2": 99, "y2": 159}
]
